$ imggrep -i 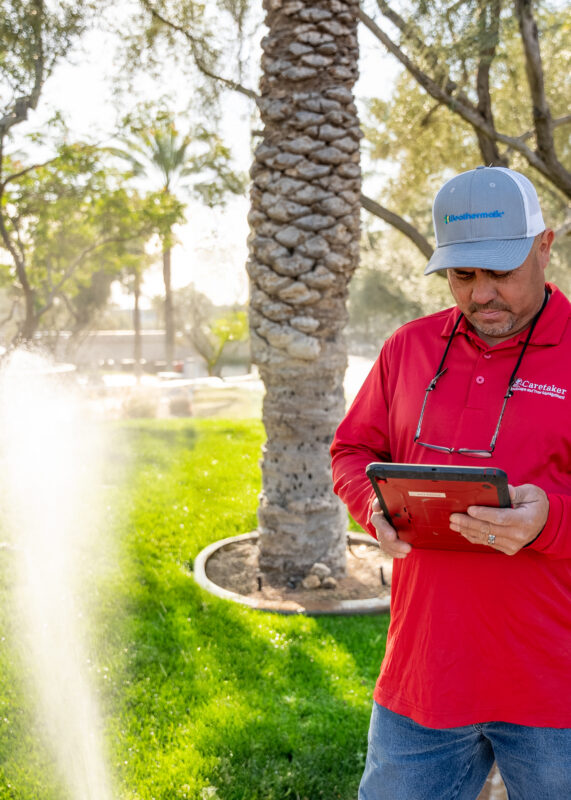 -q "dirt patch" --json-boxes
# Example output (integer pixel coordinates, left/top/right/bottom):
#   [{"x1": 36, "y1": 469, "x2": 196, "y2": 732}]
[{"x1": 204, "y1": 538, "x2": 392, "y2": 613}]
